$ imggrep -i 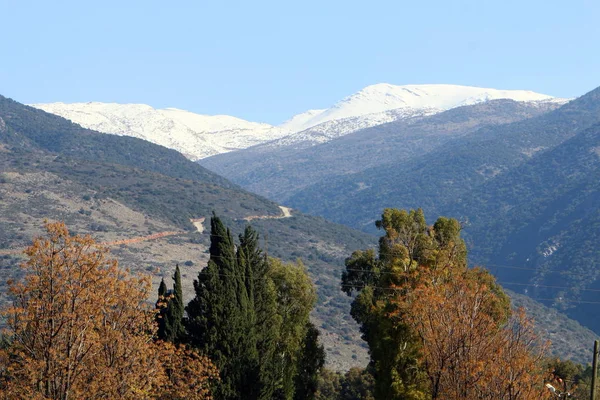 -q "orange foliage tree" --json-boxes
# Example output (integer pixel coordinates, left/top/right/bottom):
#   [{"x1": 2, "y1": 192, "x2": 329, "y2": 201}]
[
  {"x1": 343, "y1": 208, "x2": 552, "y2": 399},
  {"x1": 0, "y1": 222, "x2": 218, "y2": 400},
  {"x1": 393, "y1": 266, "x2": 551, "y2": 400}
]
